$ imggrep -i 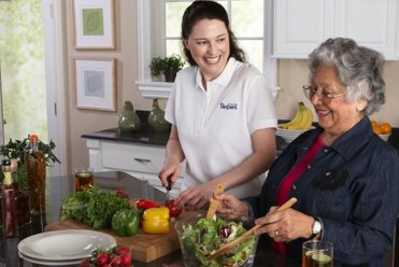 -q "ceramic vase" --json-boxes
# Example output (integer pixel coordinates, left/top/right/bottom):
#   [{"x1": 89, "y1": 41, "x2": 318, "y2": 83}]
[
  {"x1": 118, "y1": 101, "x2": 141, "y2": 132},
  {"x1": 148, "y1": 99, "x2": 170, "y2": 132}
]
